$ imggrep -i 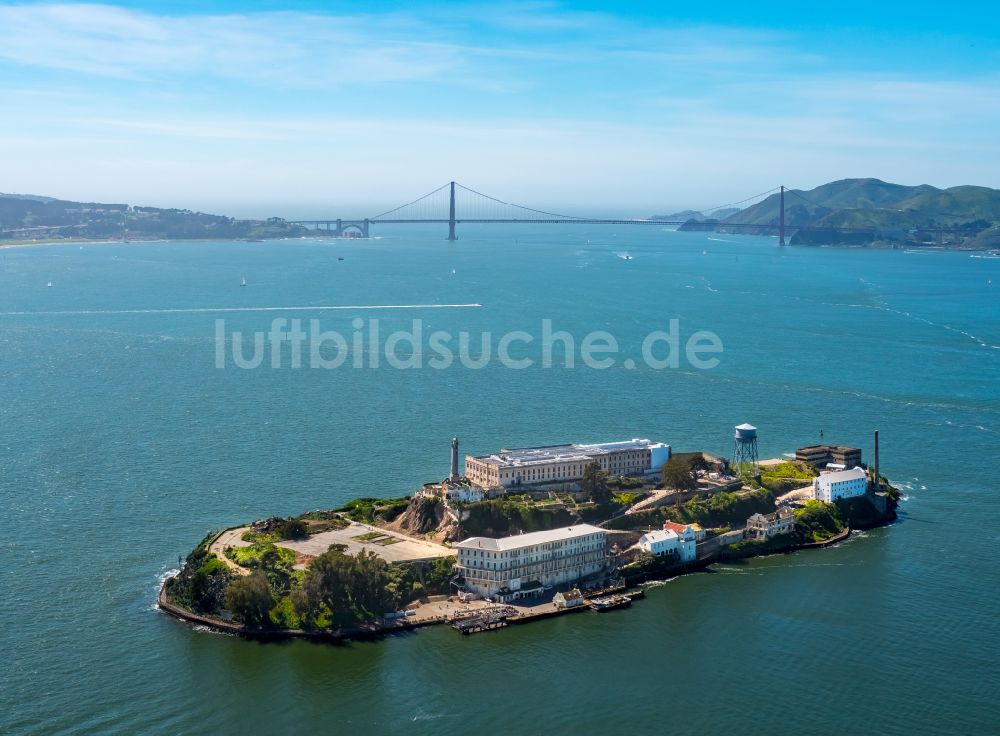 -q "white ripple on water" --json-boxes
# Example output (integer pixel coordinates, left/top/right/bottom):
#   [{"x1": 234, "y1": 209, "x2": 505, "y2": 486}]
[
  {"x1": 642, "y1": 576, "x2": 680, "y2": 588},
  {"x1": 0, "y1": 303, "x2": 484, "y2": 317},
  {"x1": 148, "y1": 568, "x2": 180, "y2": 612},
  {"x1": 847, "y1": 301, "x2": 1000, "y2": 350}
]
